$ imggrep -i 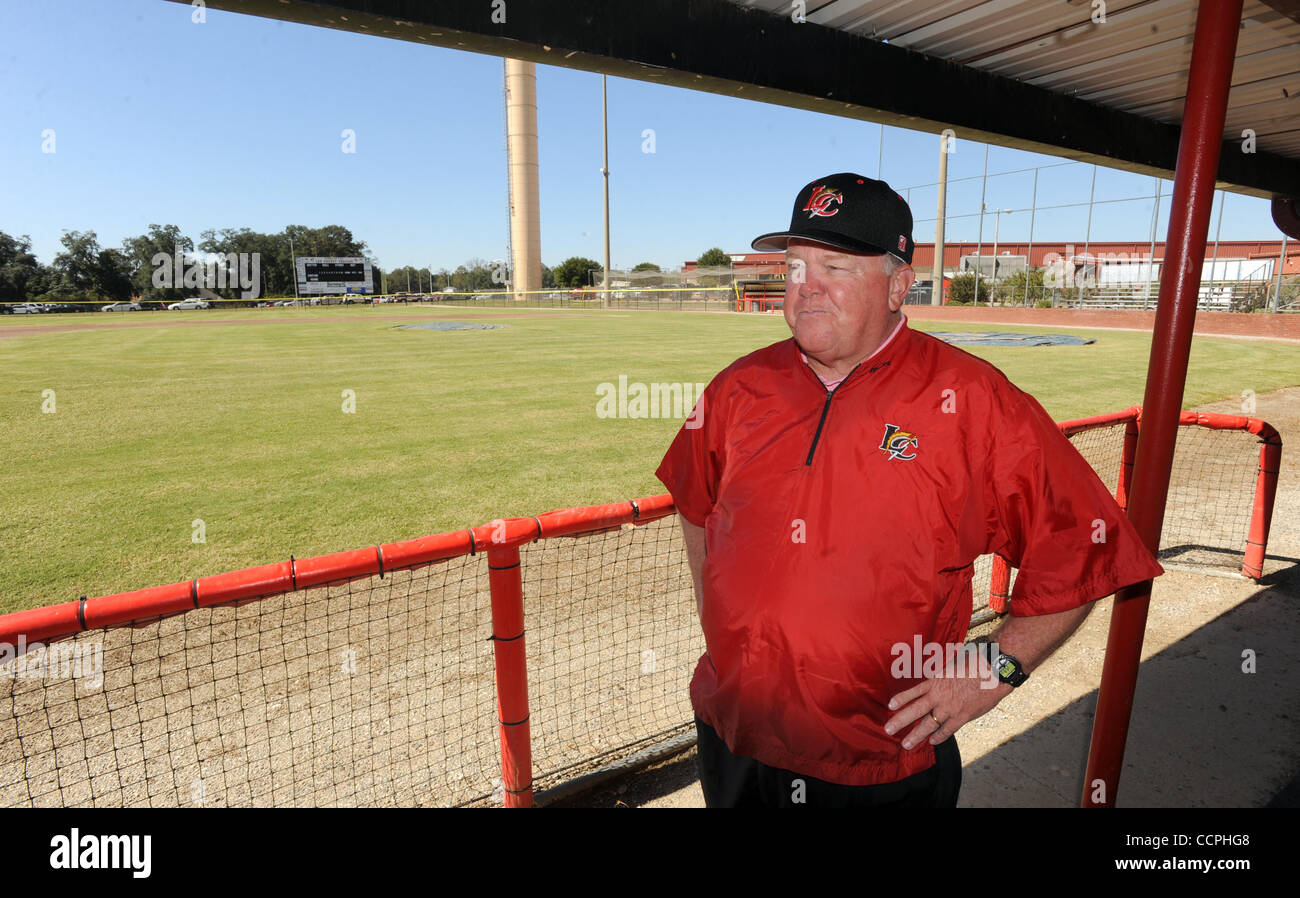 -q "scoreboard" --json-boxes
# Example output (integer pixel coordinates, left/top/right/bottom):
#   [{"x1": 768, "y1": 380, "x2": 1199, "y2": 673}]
[{"x1": 296, "y1": 257, "x2": 374, "y2": 295}]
